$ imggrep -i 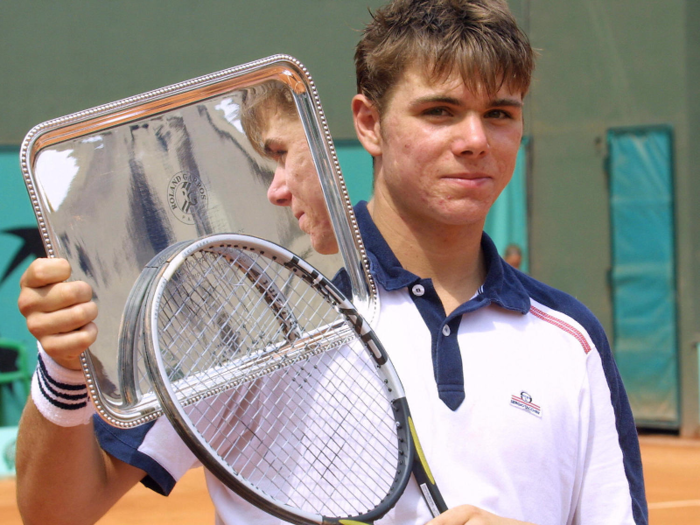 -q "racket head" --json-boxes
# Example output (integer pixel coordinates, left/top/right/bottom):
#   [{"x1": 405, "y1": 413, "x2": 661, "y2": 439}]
[
  {"x1": 141, "y1": 234, "x2": 416, "y2": 524},
  {"x1": 118, "y1": 240, "x2": 197, "y2": 407}
]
